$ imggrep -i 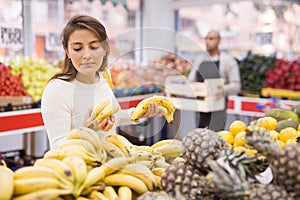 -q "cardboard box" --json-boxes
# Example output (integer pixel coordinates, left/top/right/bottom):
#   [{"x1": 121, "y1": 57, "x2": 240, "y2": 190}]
[
  {"x1": 0, "y1": 96, "x2": 33, "y2": 106},
  {"x1": 165, "y1": 75, "x2": 225, "y2": 112}
]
